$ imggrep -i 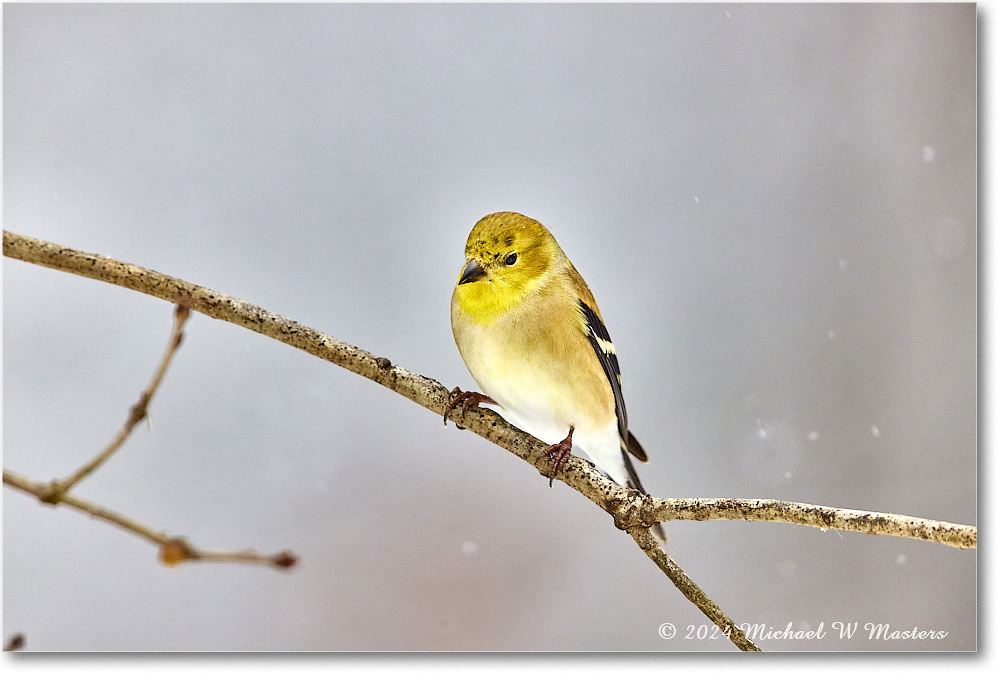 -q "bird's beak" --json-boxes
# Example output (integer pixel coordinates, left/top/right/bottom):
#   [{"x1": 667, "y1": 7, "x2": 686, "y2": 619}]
[{"x1": 458, "y1": 259, "x2": 487, "y2": 285}]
